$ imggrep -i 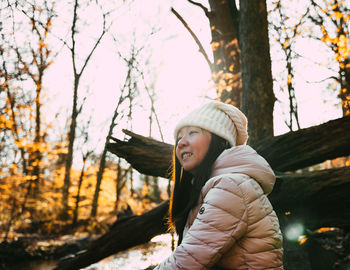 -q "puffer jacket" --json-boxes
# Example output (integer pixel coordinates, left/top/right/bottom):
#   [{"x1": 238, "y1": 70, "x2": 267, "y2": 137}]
[{"x1": 155, "y1": 145, "x2": 283, "y2": 270}]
